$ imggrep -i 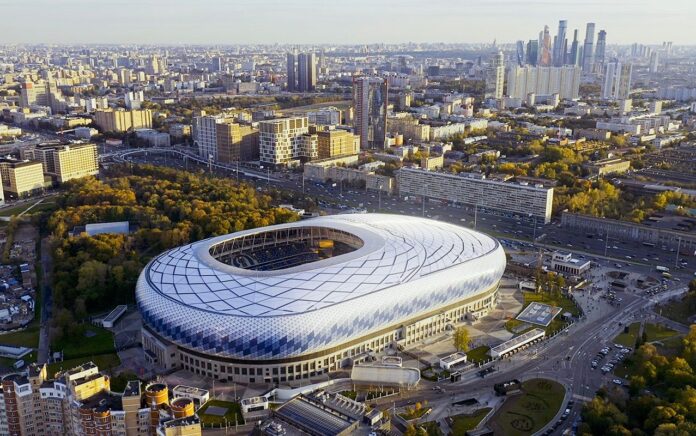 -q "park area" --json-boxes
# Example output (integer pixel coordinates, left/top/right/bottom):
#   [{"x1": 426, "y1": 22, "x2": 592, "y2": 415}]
[
  {"x1": 489, "y1": 378, "x2": 565, "y2": 436},
  {"x1": 613, "y1": 322, "x2": 641, "y2": 347}
]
